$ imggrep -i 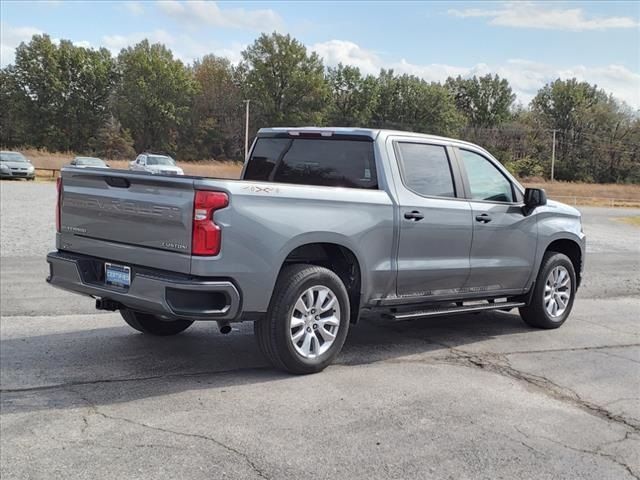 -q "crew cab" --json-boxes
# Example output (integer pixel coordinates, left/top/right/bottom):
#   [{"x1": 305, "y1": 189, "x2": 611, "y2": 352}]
[{"x1": 47, "y1": 128, "x2": 586, "y2": 374}]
